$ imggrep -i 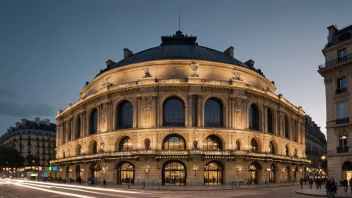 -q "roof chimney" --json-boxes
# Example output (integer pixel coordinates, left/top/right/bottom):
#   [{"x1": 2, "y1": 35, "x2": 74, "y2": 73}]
[
  {"x1": 327, "y1": 25, "x2": 338, "y2": 43},
  {"x1": 106, "y1": 59, "x2": 116, "y2": 68},
  {"x1": 16, "y1": 122, "x2": 21, "y2": 128},
  {"x1": 21, "y1": 119, "x2": 27, "y2": 127},
  {"x1": 224, "y1": 46, "x2": 234, "y2": 57},
  {"x1": 123, "y1": 48, "x2": 133, "y2": 58},
  {"x1": 245, "y1": 59, "x2": 255, "y2": 68}
]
